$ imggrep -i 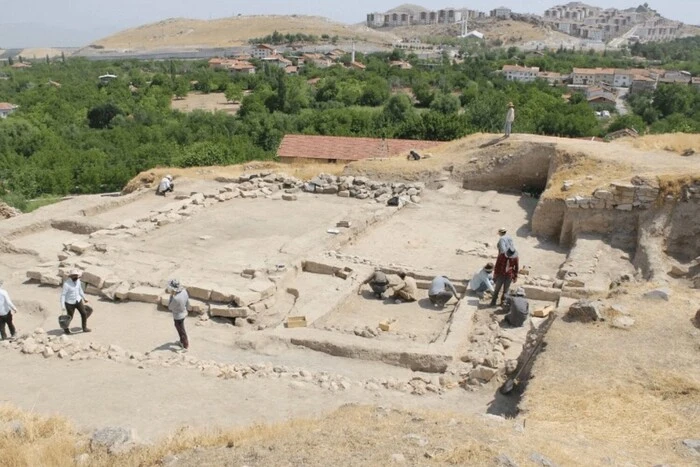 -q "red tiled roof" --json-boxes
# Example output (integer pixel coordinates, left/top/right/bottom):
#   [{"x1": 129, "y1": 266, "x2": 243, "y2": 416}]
[
  {"x1": 277, "y1": 135, "x2": 442, "y2": 161},
  {"x1": 0, "y1": 102, "x2": 17, "y2": 110}
]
